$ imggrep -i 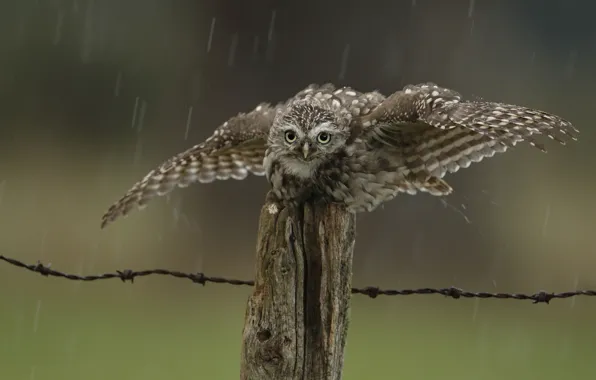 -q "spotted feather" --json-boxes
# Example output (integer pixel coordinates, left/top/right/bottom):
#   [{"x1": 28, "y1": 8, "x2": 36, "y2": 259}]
[
  {"x1": 100, "y1": 103, "x2": 279, "y2": 228},
  {"x1": 101, "y1": 82, "x2": 578, "y2": 228}
]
